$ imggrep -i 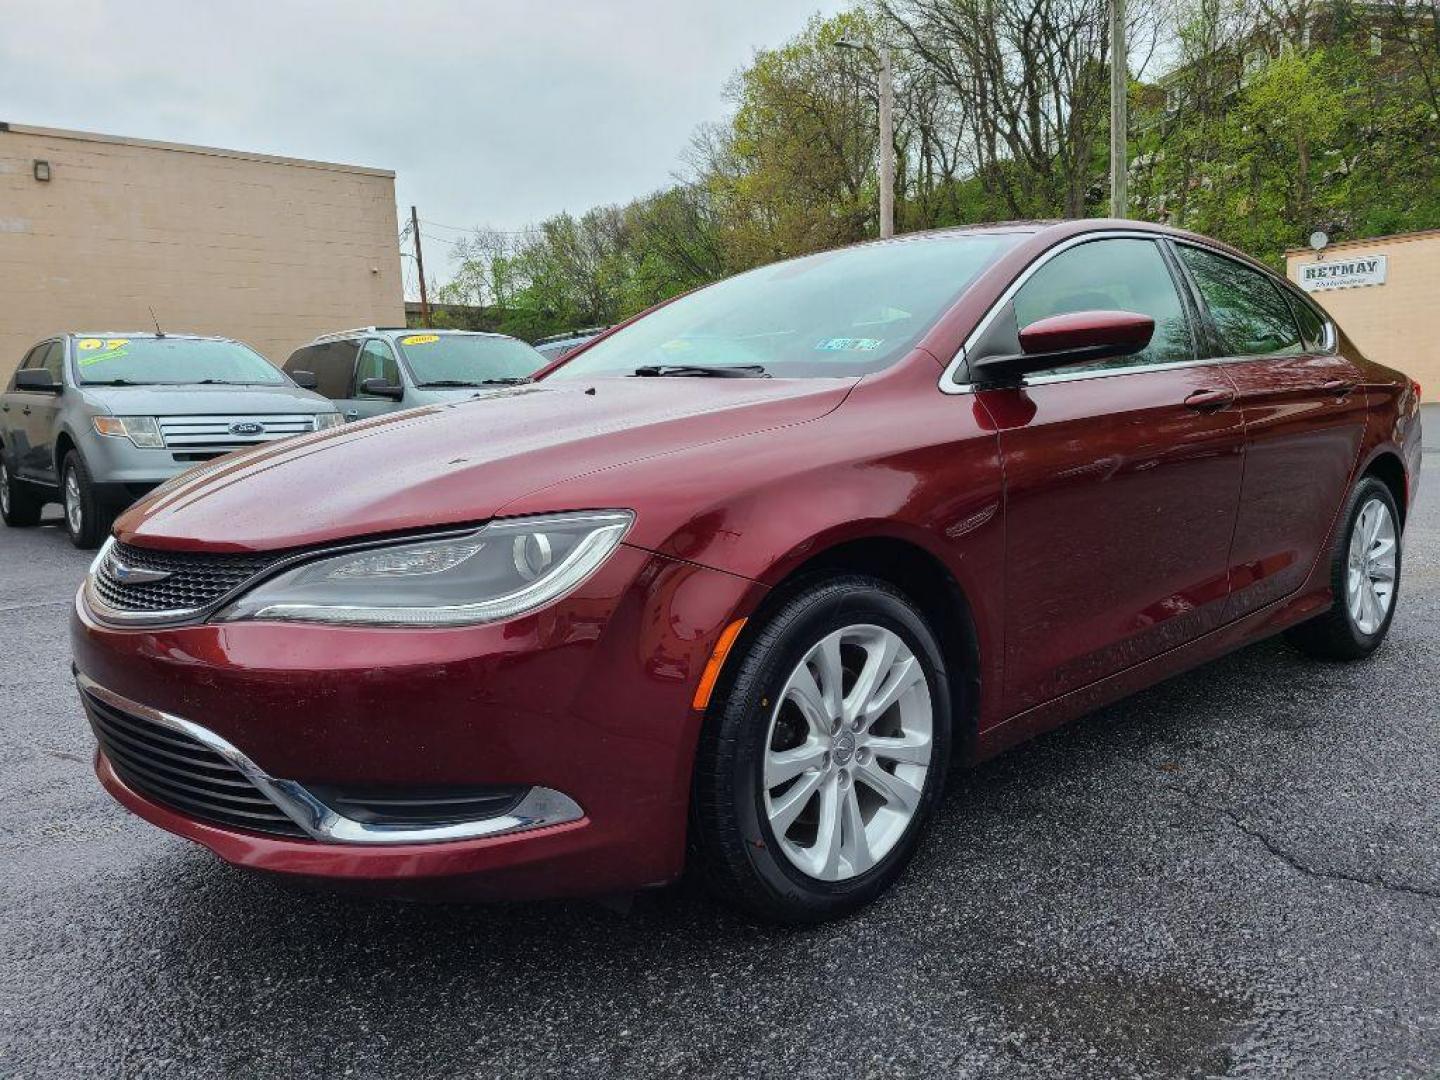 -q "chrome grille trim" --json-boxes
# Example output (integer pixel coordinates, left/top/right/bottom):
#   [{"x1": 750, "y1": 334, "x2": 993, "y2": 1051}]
[
  {"x1": 157, "y1": 413, "x2": 317, "y2": 450},
  {"x1": 78, "y1": 675, "x2": 586, "y2": 846}
]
